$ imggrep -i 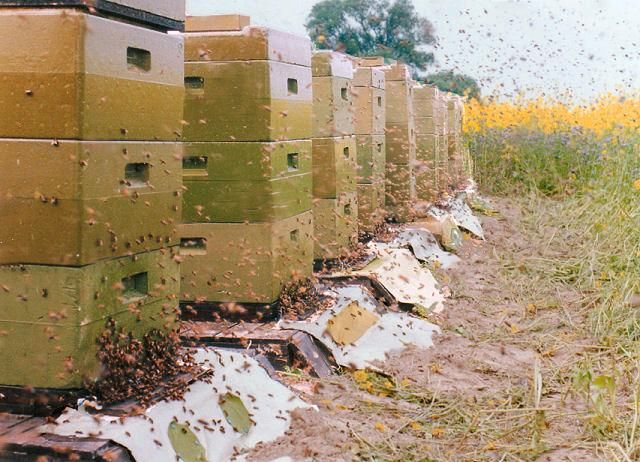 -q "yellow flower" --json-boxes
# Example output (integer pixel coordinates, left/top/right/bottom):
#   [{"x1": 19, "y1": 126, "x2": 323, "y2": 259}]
[
  {"x1": 633, "y1": 179, "x2": 640, "y2": 190},
  {"x1": 374, "y1": 422, "x2": 386, "y2": 431}
]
